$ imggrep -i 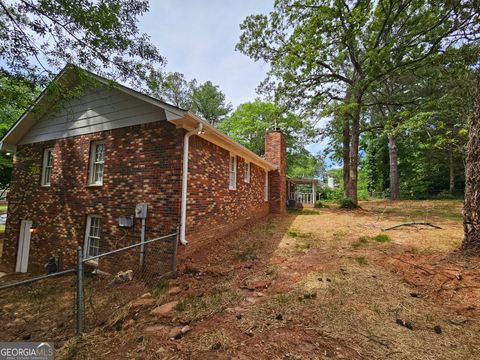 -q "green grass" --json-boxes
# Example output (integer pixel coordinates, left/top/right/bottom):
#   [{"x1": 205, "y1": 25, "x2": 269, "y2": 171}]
[
  {"x1": 0, "y1": 204, "x2": 7, "y2": 213},
  {"x1": 352, "y1": 234, "x2": 390, "y2": 248},
  {"x1": 373, "y1": 234, "x2": 391, "y2": 243},
  {"x1": 288, "y1": 209, "x2": 319, "y2": 215},
  {"x1": 0, "y1": 224, "x2": 5, "y2": 233}
]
